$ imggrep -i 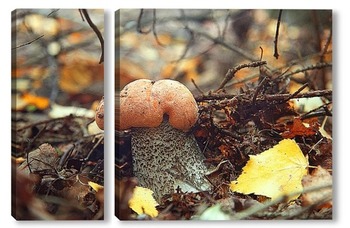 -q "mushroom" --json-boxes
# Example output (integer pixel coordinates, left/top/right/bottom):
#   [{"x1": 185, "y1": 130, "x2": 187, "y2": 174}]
[
  {"x1": 117, "y1": 79, "x2": 211, "y2": 201},
  {"x1": 95, "y1": 96, "x2": 104, "y2": 130}
]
